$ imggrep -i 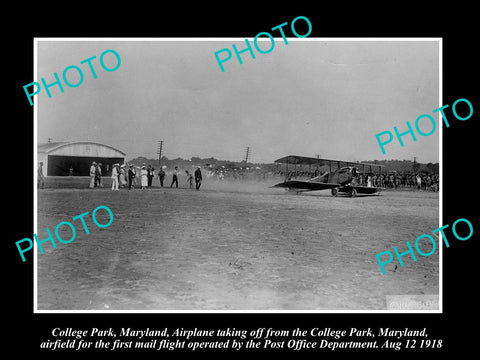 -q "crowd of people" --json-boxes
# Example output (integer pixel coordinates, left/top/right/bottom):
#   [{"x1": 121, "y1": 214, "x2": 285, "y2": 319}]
[
  {"x1": 273, "y1": 170, "x2": 439, "y2": 191},
  {"x1": 88, "y1": 161, "x2": 203, "y2": 191},
  {"x1": 89, "y1": 161, "x2": 104, "y2": 188},
  {"x1": 36, "y1": 160, "x2": 438, "y2": 193},
  {"x1": 366, "y1": 172, "x2": 439, "y2": 191},
  {"x1": 348, "y1": 172, "x2": 439, "y2": 191},
  {"x1": 206, "y1": 167, "x2": 439, "y2": 191}
]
